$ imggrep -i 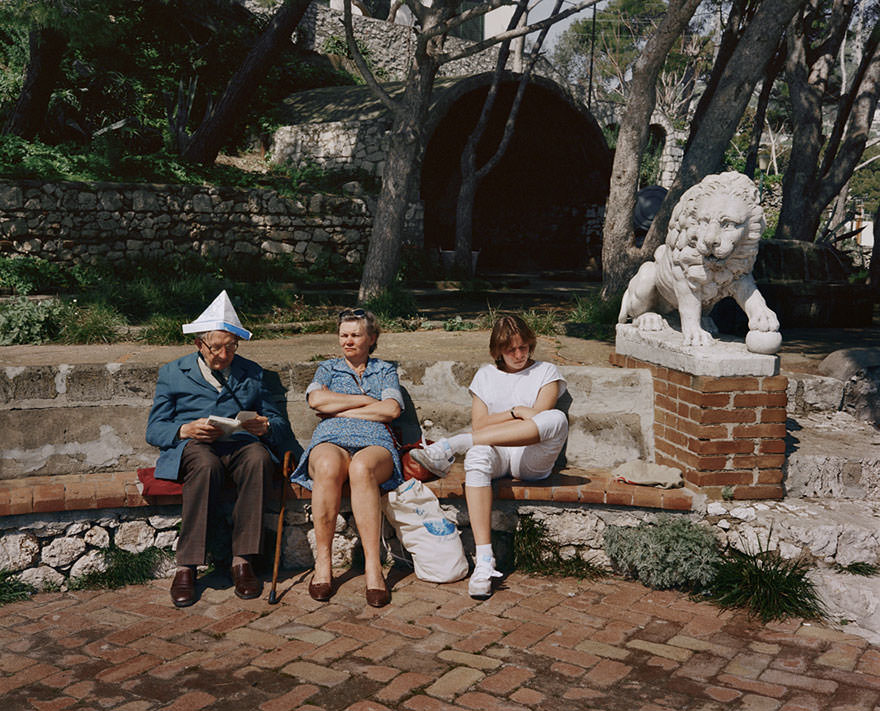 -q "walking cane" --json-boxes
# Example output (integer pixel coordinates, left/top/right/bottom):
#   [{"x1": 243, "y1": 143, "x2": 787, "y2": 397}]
[{"x1": 268, "y1": 450, "x2": 291, "y2": 604}]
